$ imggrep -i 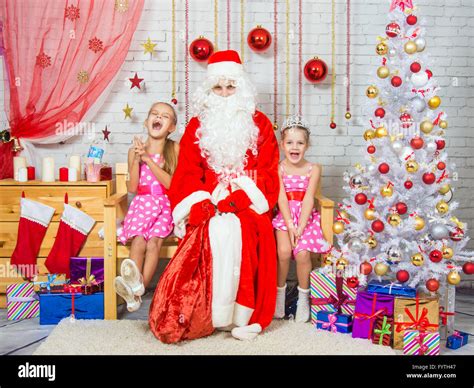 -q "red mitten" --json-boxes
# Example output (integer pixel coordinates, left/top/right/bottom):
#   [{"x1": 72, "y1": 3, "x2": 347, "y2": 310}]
[
  {"x1": 217, "y1": 190, "x2": 252, "y2": 213},
  {"x1": 188, "y1": 199, "x2": 216, "y2": 226}
]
